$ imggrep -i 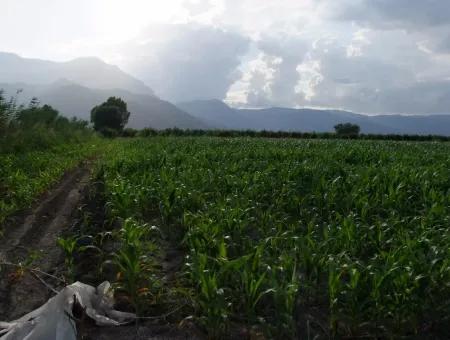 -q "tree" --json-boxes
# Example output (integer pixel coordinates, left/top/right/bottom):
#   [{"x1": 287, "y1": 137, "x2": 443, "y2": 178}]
[
  {"x1": 90, "y1": 97, "x2": 130, "y2": 132},
  {"x1": 334, "y1": 123, "x2": 360, "y2": 137},
  {"x1": 17, "y1": 104, "x2": 59, "y2": 126}
]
